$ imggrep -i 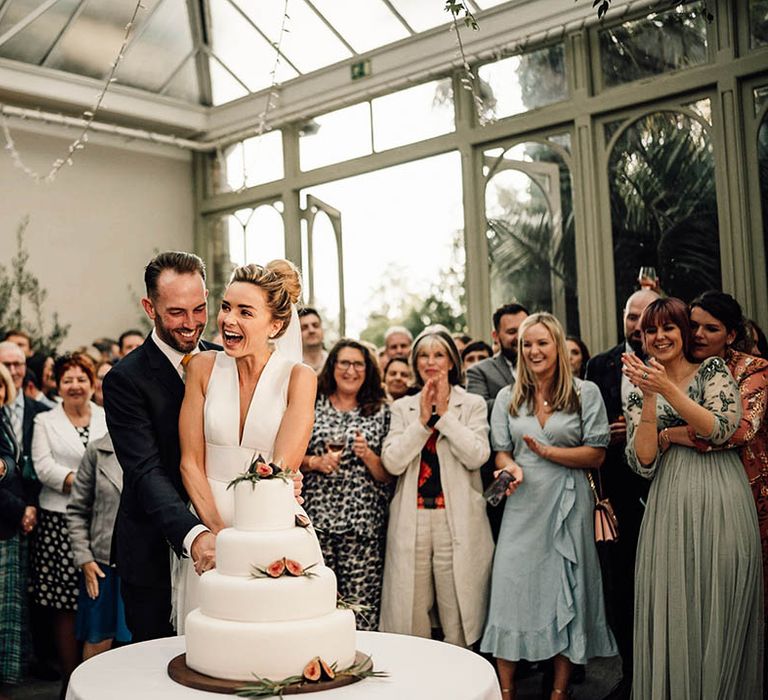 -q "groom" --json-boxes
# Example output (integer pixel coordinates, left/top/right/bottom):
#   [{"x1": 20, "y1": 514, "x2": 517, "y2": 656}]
[{"x1": 103, "y1": 251, "x2": 218, "y2": 642}]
